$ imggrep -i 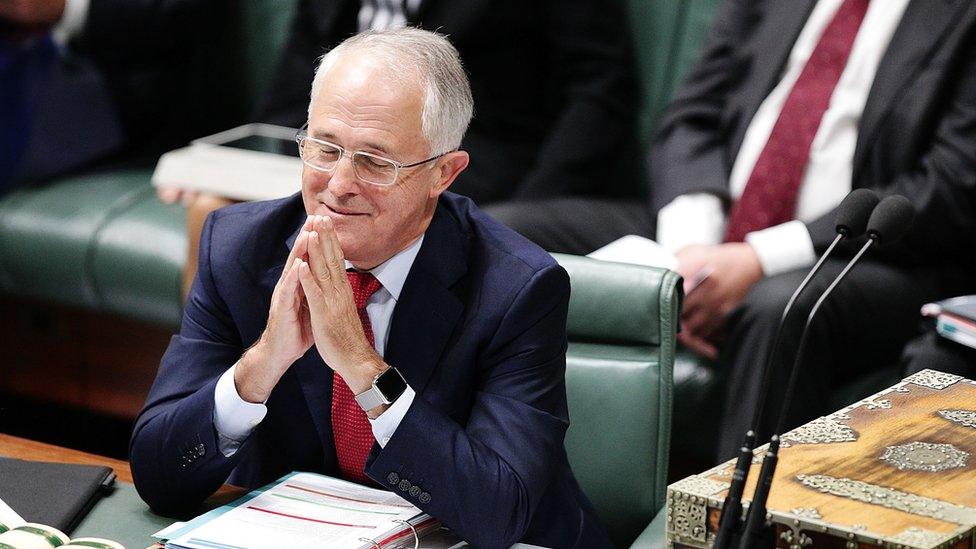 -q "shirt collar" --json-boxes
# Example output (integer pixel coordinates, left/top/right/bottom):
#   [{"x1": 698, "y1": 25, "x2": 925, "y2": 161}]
[{"x1": 344, "y1": 236, "x2": 424, "y2": 301}]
